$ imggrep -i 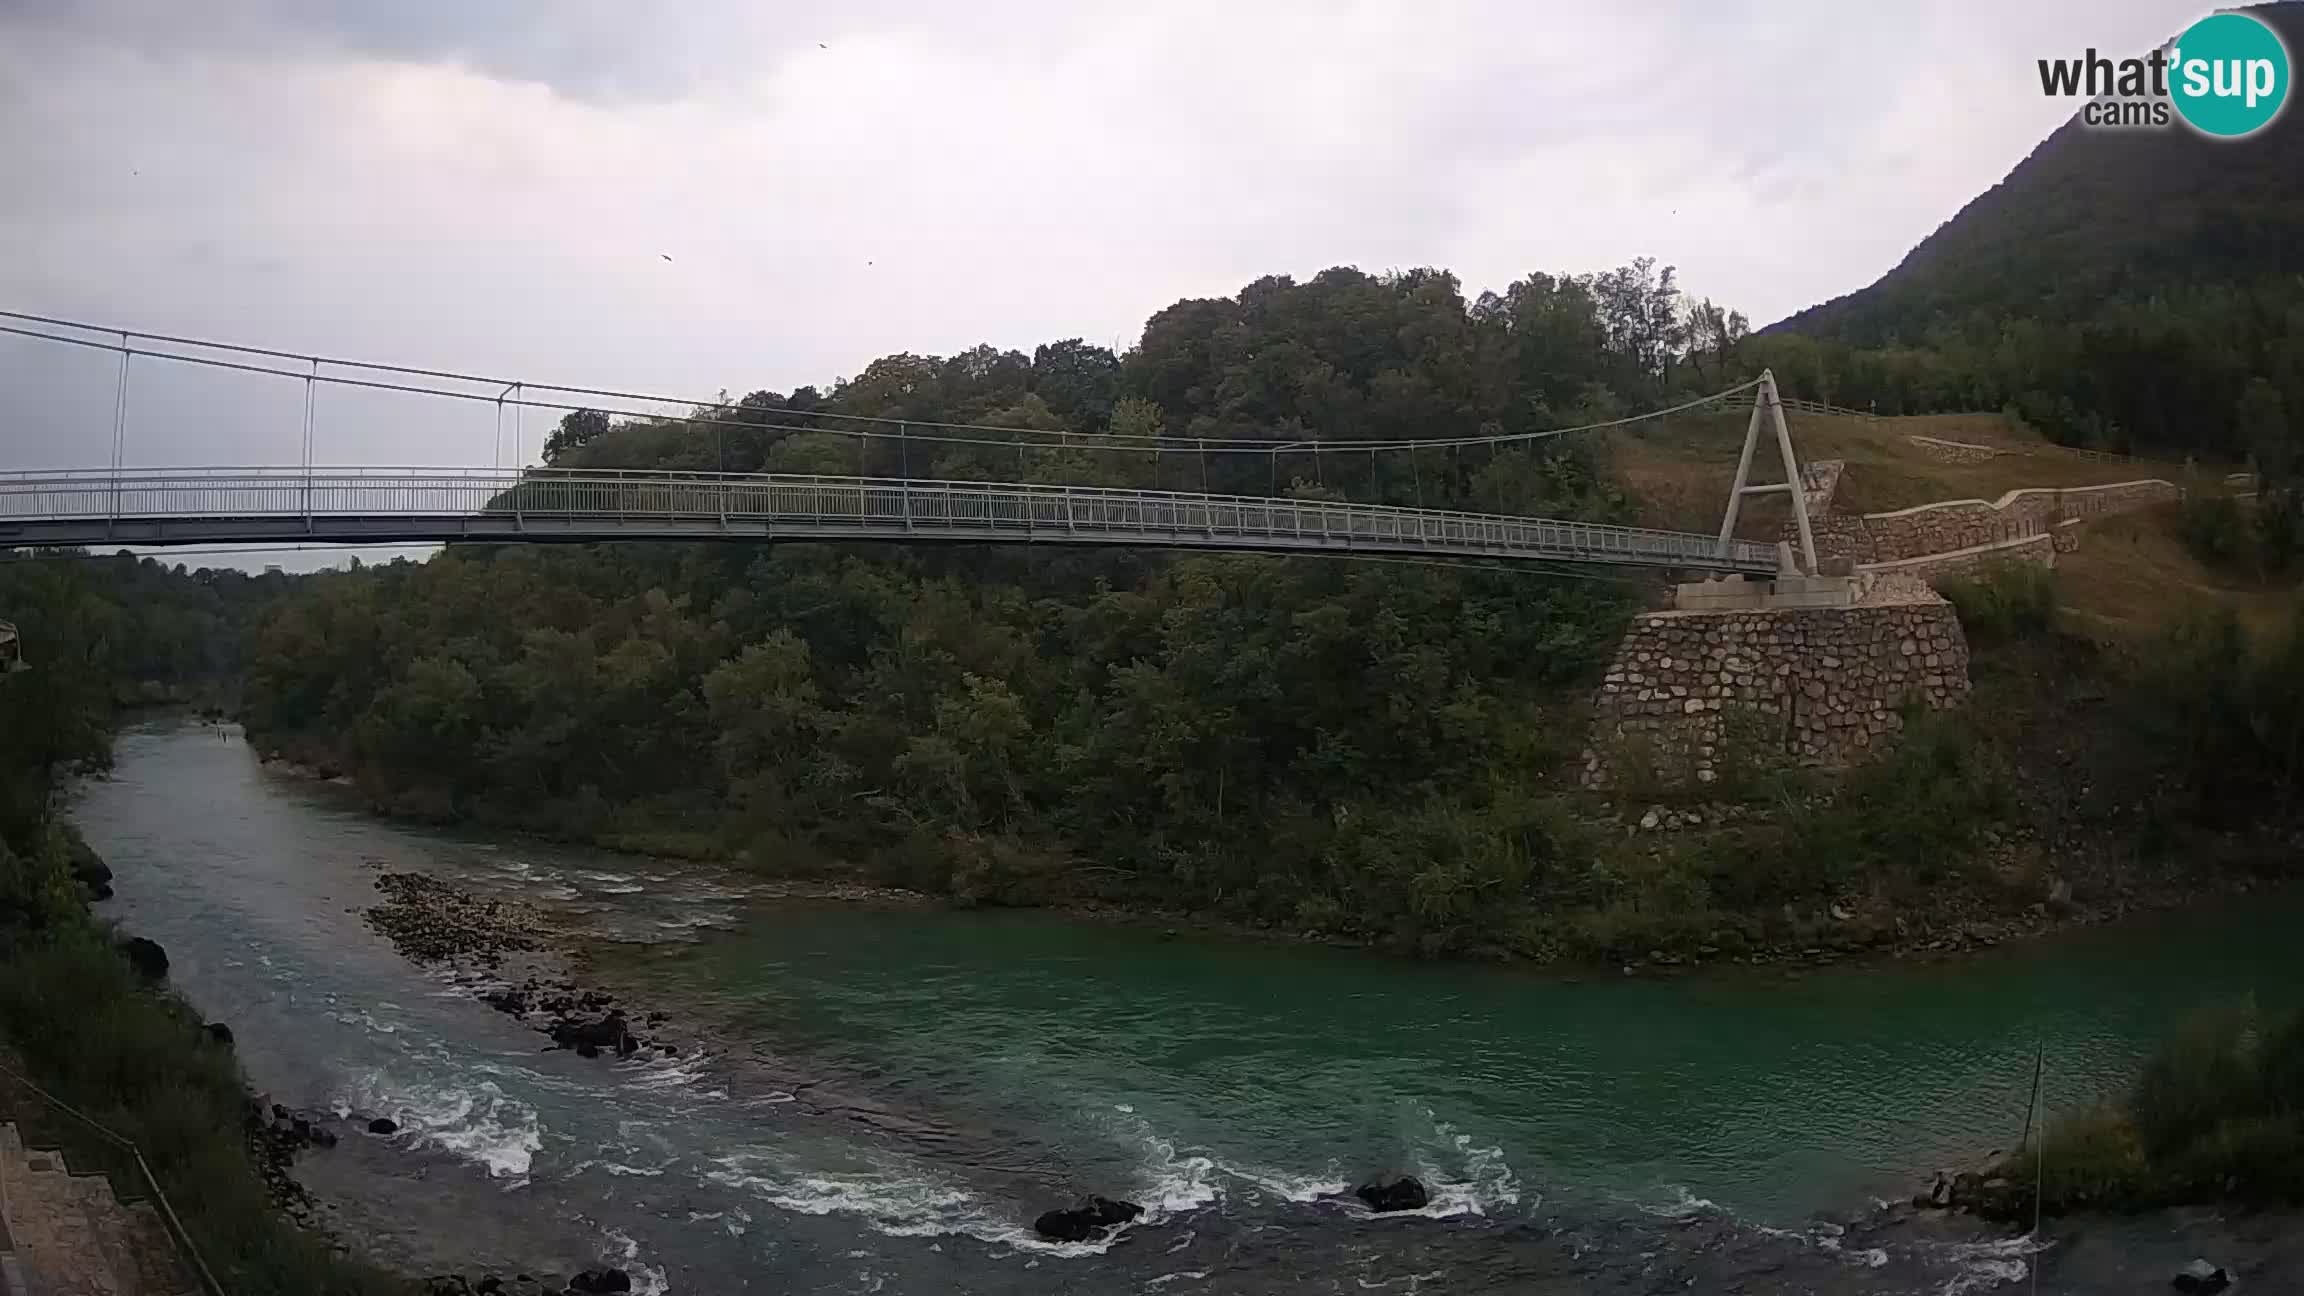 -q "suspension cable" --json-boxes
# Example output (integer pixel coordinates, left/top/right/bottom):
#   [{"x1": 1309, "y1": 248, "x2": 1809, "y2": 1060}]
[{"x1": 0, "y1": 312, "x2": 1760, "y2": 458}]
